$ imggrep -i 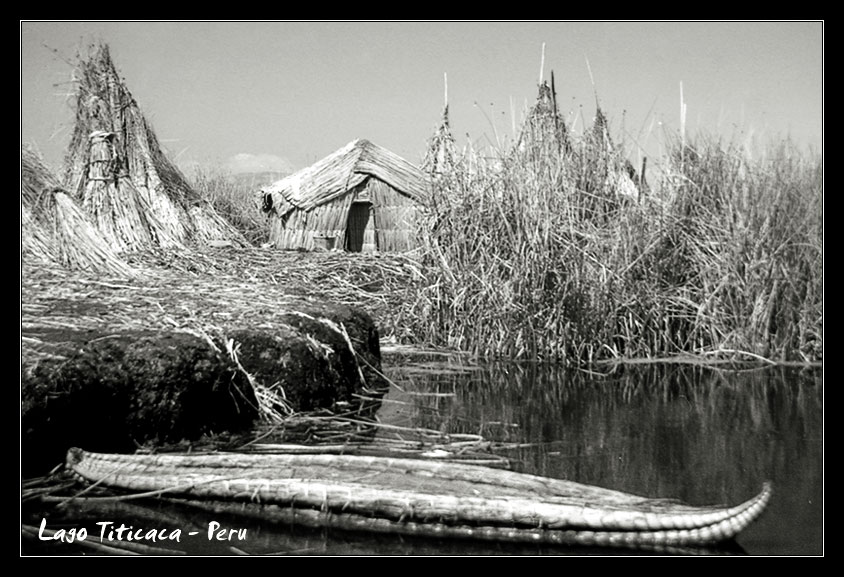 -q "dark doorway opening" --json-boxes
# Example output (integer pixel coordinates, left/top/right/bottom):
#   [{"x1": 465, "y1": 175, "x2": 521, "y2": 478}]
[{"x1": 345, "y1": 202, "x2": 372, "y2": 252}]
